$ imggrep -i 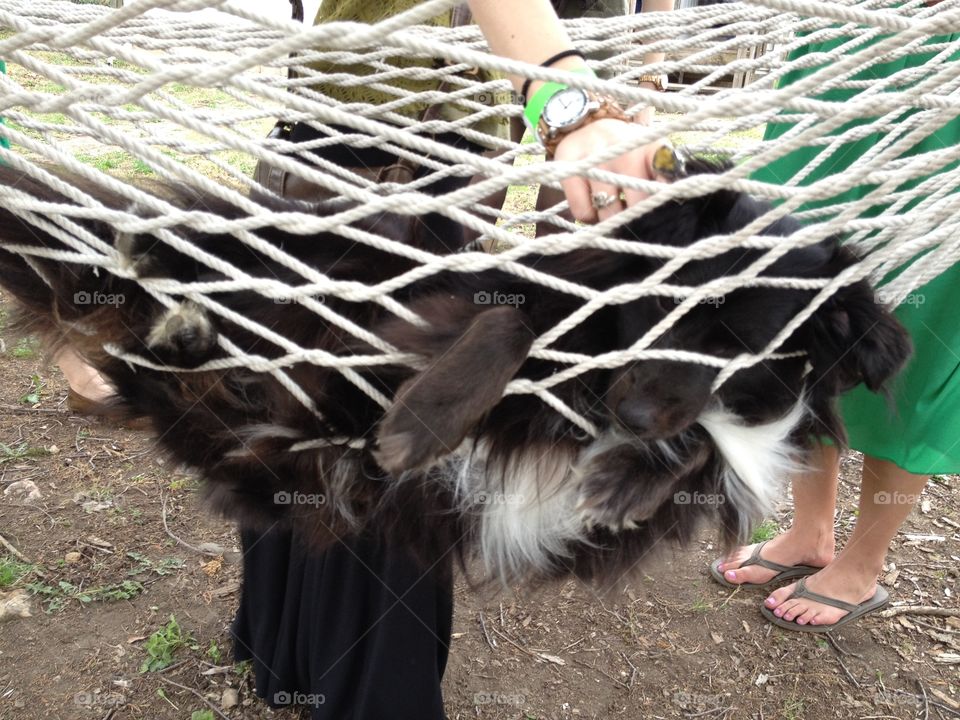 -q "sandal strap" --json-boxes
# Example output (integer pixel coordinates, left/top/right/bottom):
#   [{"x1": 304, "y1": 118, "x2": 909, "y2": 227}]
[
  {"x1": 739, "y1": 540, "x2": 798, "y2": 574},
  {"x1": 788, "y1": 577, "x2": 859, "y2": 613}
]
